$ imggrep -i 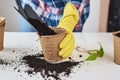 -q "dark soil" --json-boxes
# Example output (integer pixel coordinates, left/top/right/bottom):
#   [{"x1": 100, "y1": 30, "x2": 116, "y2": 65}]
[
  {"x1": 0, "y1": 59, "x2": 9, "y2": 65},
  {"x1": 22, "y1": 54, "x2": 80, "y2": 80},
  {"x1": 0, "y1": 50, "x2": 83, "y2": 80},
  {"x1": 115, "y1": 33, "x2": 120, "y2": 37},
  {"x1": 28, "y1": 18, "x2": 56, "y2": 36},
  {"x1": 79, "y1": 55, "x2": 82, "y2": 58}
]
